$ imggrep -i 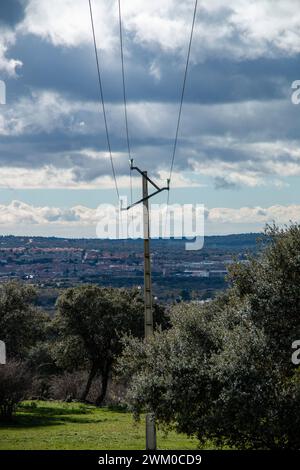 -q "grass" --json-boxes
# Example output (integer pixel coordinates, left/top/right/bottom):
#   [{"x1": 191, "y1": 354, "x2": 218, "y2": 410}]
[{"x1": 0, "y1": 401, "x2": 200, "y2": 450}]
